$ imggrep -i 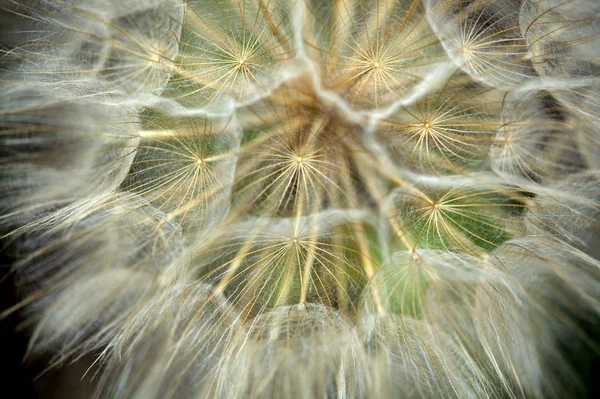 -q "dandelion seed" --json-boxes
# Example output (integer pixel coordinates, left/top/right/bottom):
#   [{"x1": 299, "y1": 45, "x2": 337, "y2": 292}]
[
  {"x1": 376, "y1": 72, "x2": 504, "y2": 174},
  {"x1": 304, "y1": 0, "x2": 447, "y2": 109},
  {"x1": 427, "y1": 0, "x2": 537, "y2": 88}
]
